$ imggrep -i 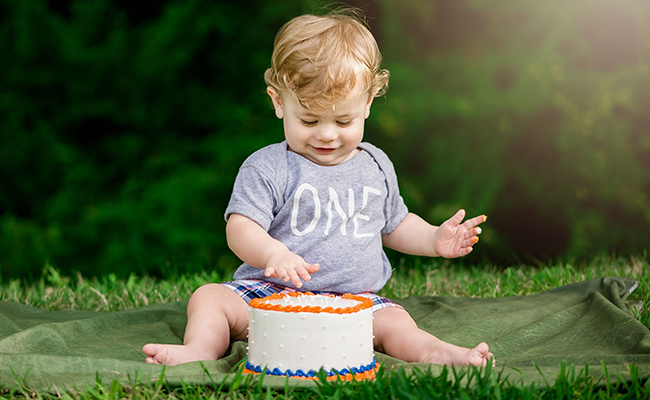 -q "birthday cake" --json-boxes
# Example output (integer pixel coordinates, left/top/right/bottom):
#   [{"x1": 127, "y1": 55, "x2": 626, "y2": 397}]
[{"x1": 244, "y1": 292, "x2": 379, "y2": 381}]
